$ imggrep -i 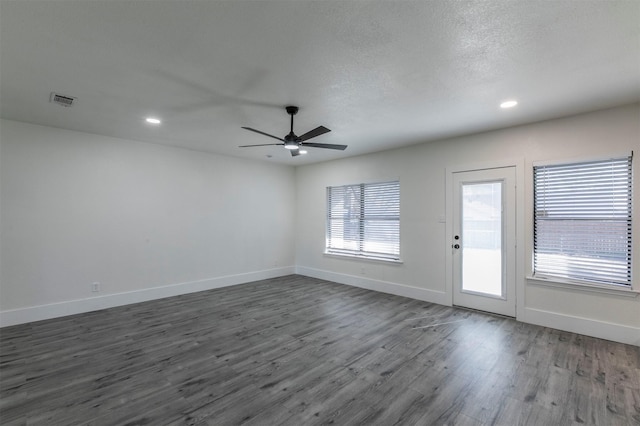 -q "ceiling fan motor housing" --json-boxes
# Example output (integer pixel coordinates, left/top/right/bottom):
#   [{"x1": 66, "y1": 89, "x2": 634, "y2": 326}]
[{"x1": 283, "y1": 133, "x2": 299, "y2": 149}]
